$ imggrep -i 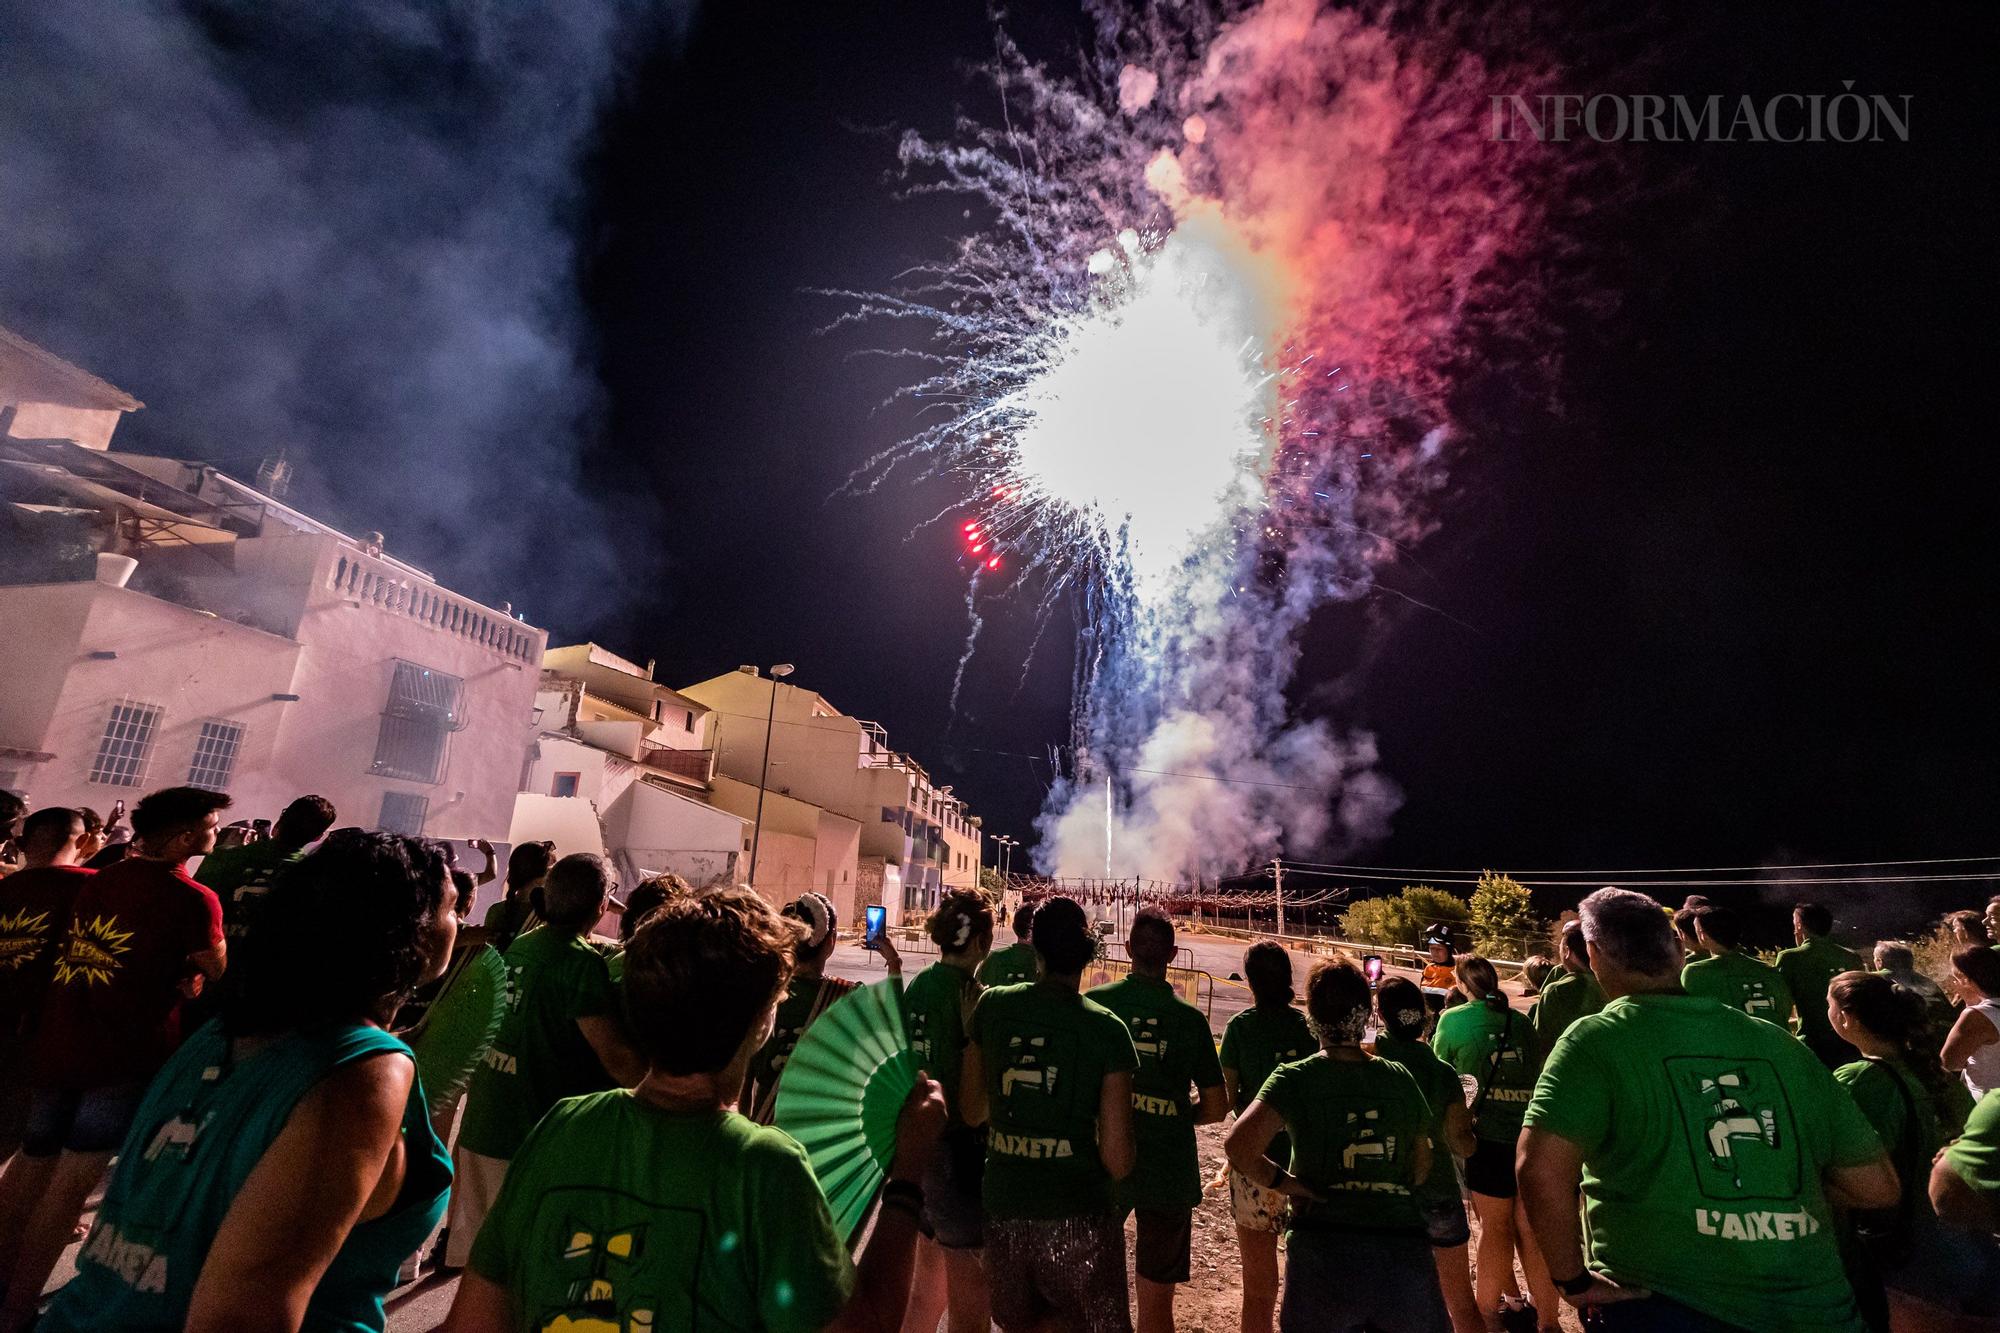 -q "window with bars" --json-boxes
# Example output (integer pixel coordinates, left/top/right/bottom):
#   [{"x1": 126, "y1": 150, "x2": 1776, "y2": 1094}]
[
  {"x1": 378, "y1": 790, "x2": 429, "y2": 836},
  {"x1": 370, "y1": 661, "x2": 463, "y2": 783},
  {"x1": 186, "y1": 720, "x2": 245, "y2": 791},
  {"x1": 89, "y1": 700, "x2": 163, "y2": 787}
]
